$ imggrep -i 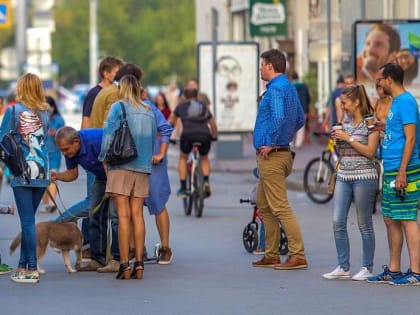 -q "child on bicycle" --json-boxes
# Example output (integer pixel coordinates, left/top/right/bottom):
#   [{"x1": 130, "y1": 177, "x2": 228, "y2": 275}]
[{"x1": 168, "y1": 88, "x2": 217, "y2": 197}]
